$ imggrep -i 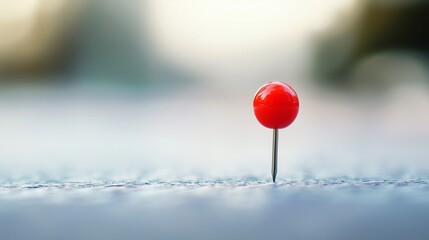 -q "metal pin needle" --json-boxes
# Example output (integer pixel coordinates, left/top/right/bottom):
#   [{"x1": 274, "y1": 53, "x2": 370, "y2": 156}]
[{"x1": 272, "y1": 129, "x2": 278, "y2": 182}]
